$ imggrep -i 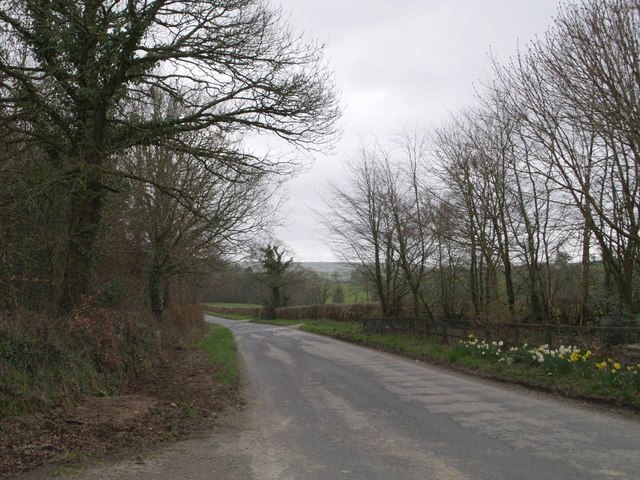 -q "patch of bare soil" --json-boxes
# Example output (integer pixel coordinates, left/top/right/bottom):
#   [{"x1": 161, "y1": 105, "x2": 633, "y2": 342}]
[{"x1": 0, "y1": 346, "x2": 241, "y2": 479}]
